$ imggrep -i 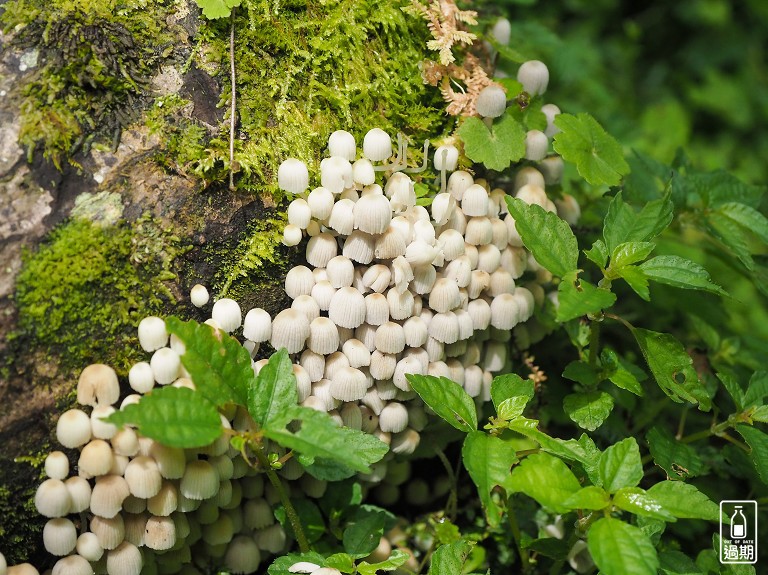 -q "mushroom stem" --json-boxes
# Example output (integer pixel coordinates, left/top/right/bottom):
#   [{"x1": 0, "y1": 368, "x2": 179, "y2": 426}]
[
  {"x1": 403, "y1": 140, "x2": 431, "y2": 174},
  {"x1": 254, "y1": 448, "x2": 310, "y2": 553},
  {"x1": 439, "y1": 148, "x2": 448, "y2": 194}
]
